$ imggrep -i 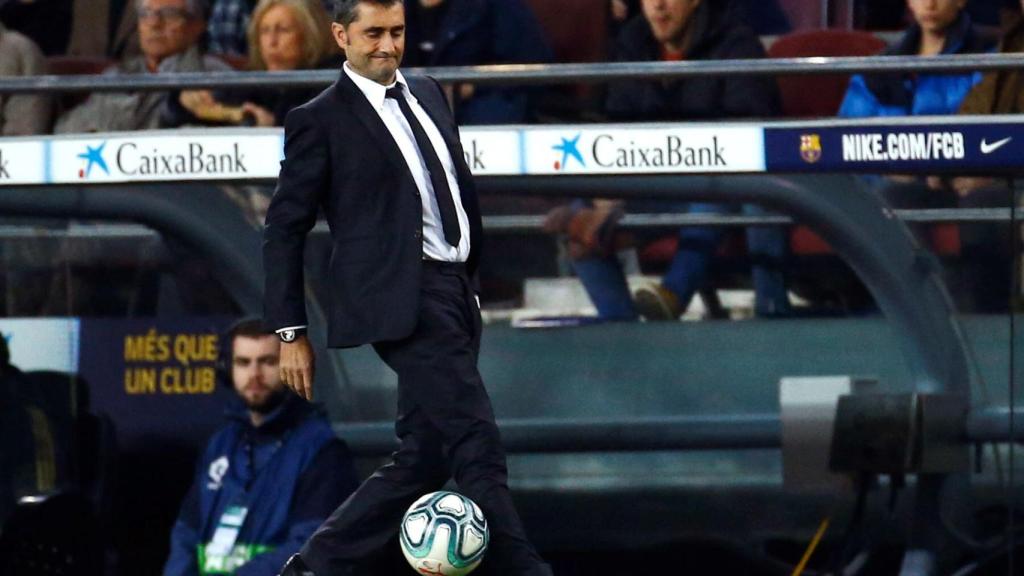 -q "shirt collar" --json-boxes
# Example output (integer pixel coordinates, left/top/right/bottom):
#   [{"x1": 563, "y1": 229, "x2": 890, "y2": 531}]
[{"x1": 343, "y1": 62, "x2": 413, "y2": 111}]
